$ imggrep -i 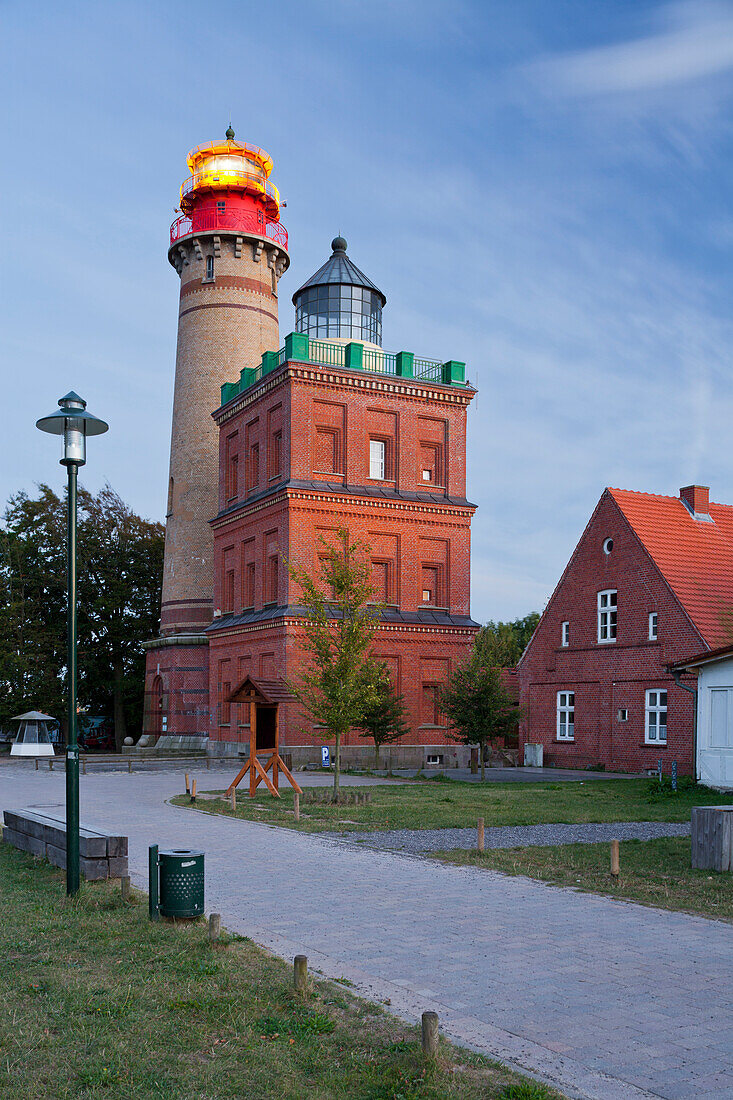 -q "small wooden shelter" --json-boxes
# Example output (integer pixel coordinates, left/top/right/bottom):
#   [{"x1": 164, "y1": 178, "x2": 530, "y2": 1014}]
[{"x1": 225, "y1": 676, "x2": 302, "y2": 798}]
